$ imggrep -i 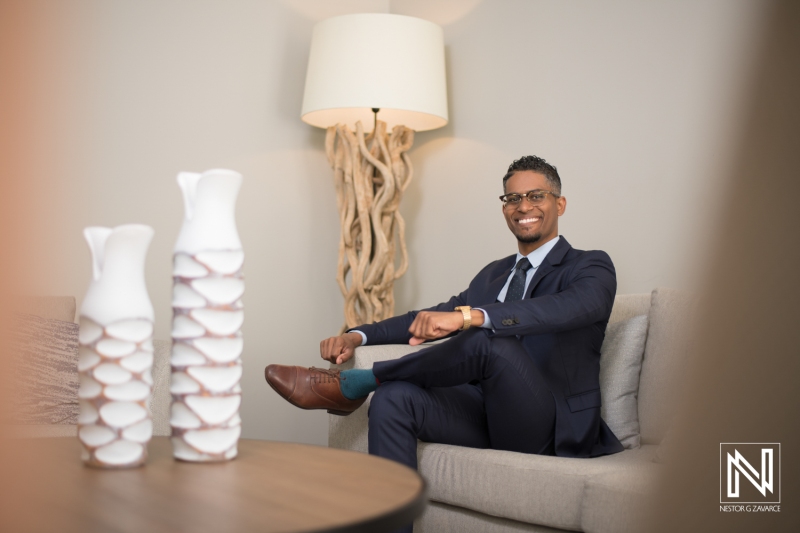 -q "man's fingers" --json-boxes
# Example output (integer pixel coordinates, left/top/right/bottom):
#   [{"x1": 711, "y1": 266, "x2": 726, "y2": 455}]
[
  {"x1": 421, "y1": 316, "x2": 440, "y2": 338},
  {"x1": 412, "y1": 314, "x2": 432, "y2": 336},
  {"x1": 320, "y1": 337, "x2": 347, "y2": 361},
  {"x1": 409, "y1": 313, "x2": 443, "y2": 341},
  {"x1": 408, "y1": 310, "x2": 465, "y2": 344},
  {"x1": 334, "y1": 346, "x2": 354, "y2": 365},
  {"x1": 320, "y1": 340, "x2": 329, "y2": 360}
]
